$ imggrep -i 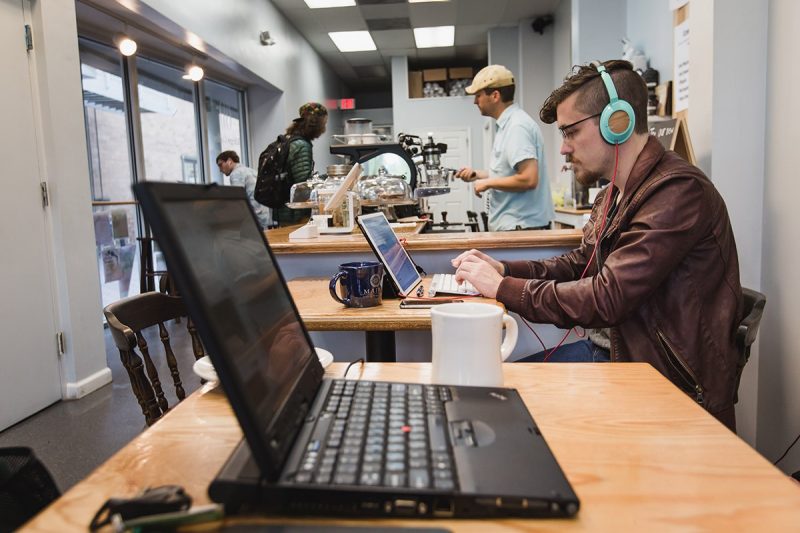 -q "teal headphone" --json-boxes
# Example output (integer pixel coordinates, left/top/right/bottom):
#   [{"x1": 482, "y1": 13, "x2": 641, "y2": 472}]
[{"x1": 596, "y1": 64, "x2": 635, "y2": 144}]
